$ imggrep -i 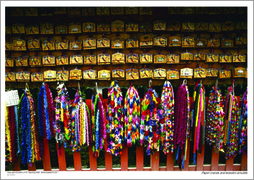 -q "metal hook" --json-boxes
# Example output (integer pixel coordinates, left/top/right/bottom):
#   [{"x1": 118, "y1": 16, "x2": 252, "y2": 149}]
[
  {"x1": 149, "y1": 79, "x2": 152, "y2": 88},
  {"x1": 95, "y1": 82, "x2": 98, "y2": 93},
  {"x1": 78, "y1": 82, "x2": 81, "y2": 93},
  {"x1": 183, "y1": 79, "x2": 187, "y2": 85},
  {"x1": 215, "y1": 79, "x2": 218, "y2": 88},
  {"x1": 232, "y1": 79, "x2": 235, "y2": 96}
]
